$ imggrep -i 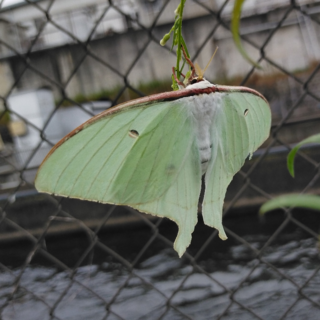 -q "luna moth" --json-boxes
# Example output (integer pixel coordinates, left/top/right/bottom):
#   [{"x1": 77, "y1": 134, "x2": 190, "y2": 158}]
[{"x1": 35, "y1": 55, "x2": 271, "y2": 257}]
